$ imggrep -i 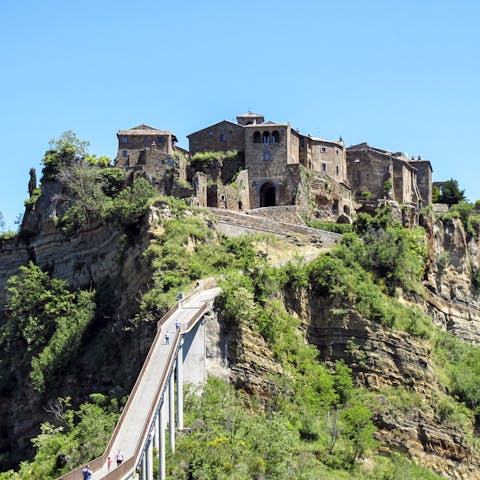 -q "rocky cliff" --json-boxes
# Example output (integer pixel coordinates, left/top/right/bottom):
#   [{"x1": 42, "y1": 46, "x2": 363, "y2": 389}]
[{"x1": 2, "y1": 188, "x2": 480, "y2": 478}]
